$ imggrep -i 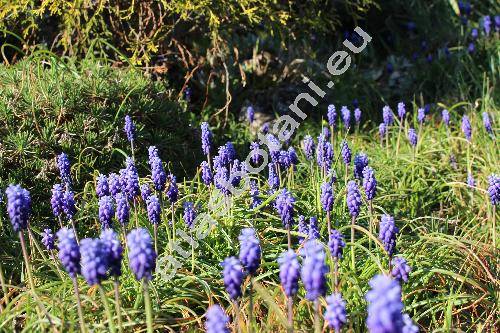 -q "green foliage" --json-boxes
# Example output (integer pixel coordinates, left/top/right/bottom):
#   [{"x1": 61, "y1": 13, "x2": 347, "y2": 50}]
[
  {"x1": 0, "y1": 56, "x2": 200, "y2": 222},
  {"x1": 0, "y1": 0, "x2": 376, "y2": 64}
]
